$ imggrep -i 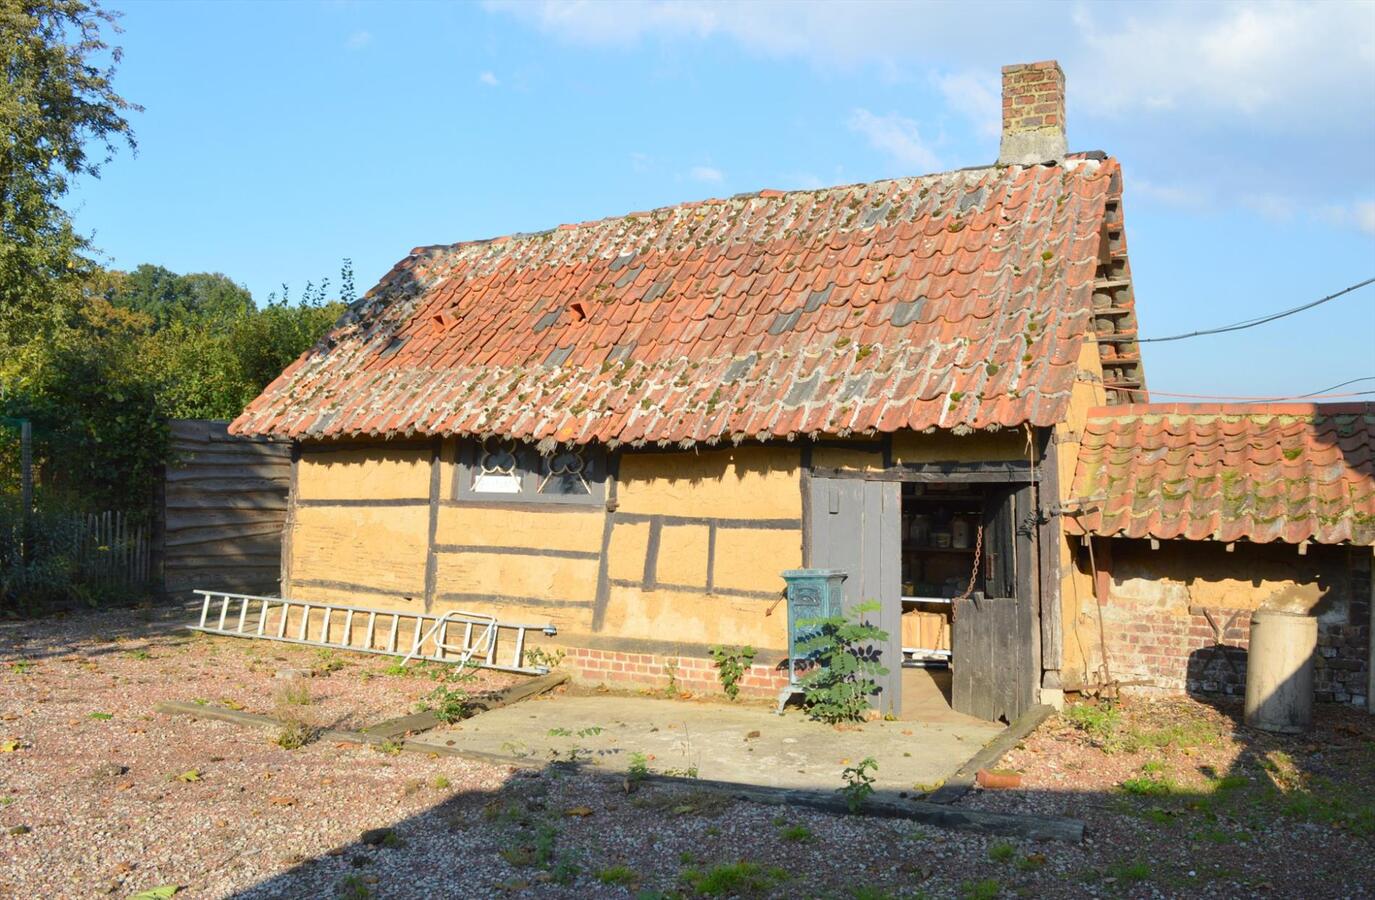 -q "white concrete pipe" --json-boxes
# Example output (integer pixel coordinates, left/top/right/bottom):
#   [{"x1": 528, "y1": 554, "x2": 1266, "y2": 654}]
[{"x1": 1244, "y1": 610, "x2": 1317, "y2": 734}]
